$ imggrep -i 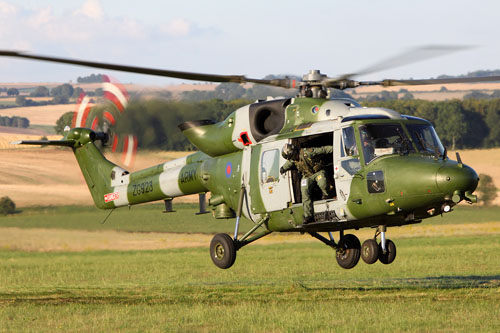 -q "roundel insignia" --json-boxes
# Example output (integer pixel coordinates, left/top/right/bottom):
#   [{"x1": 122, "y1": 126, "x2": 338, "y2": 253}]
[
  {"x1": 225, "y1": 162, "x2": 232, "y2": 178},
  {"x1": 311, "y1": 105, "x2": 319, "y2": 114}
]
